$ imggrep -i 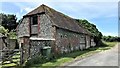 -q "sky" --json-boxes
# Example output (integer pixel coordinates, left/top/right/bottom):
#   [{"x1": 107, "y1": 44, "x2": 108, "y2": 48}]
[{"x1": 0, "y1": 0, "x2": 119, "y2": 36}]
